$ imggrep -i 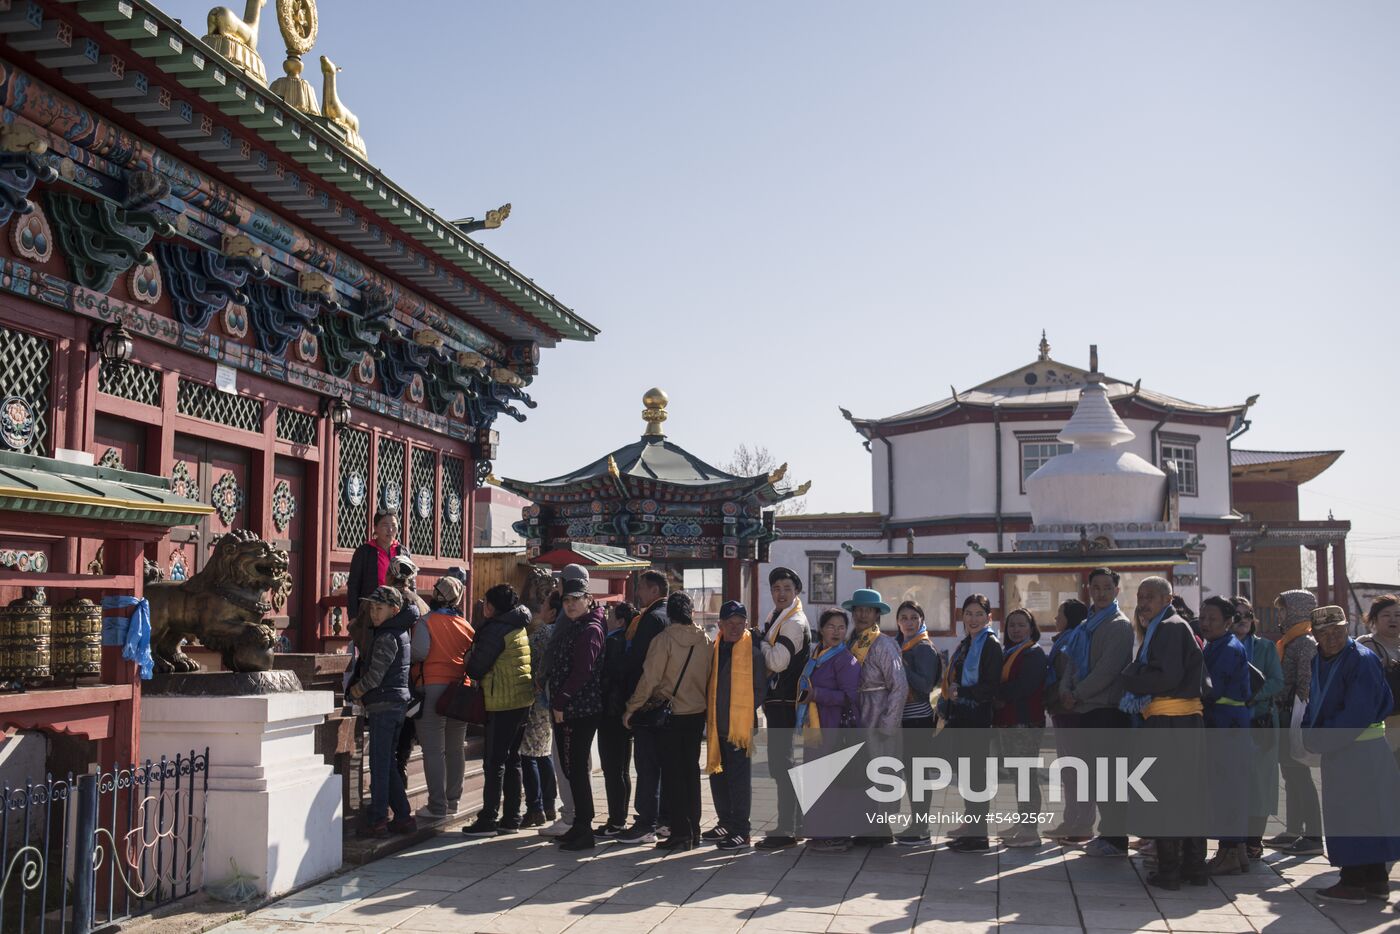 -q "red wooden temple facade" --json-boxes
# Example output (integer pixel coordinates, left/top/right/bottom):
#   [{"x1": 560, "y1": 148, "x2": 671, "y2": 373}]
[{"x1": 0, "y1": 0, "x2": 594, "y2": 670}]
